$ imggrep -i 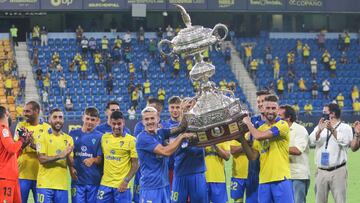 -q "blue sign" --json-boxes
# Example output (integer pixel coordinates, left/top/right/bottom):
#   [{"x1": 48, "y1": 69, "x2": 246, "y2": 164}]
[
  {"x1": 83, "y1": 0, "x2": 126, "y2": 10},
  {"x1": 247, "y1": 0, "x2": 285, "y2": 11},
  {"x1": 207, "y1": 0, "x2": 247, "y2": 10},
  {"x1": 0, "y1": 0, "x2": 40, "y2": 10},
  {"x1": 286, "y1": 0, "x2": 324, "y2": 11}
]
